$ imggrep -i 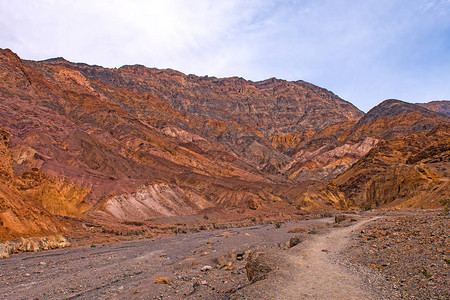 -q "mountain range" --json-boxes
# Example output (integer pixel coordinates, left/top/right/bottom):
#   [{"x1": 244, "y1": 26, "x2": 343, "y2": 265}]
[{"x1": 0, "y1": 48, "x2": 448, "y2": 241}]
